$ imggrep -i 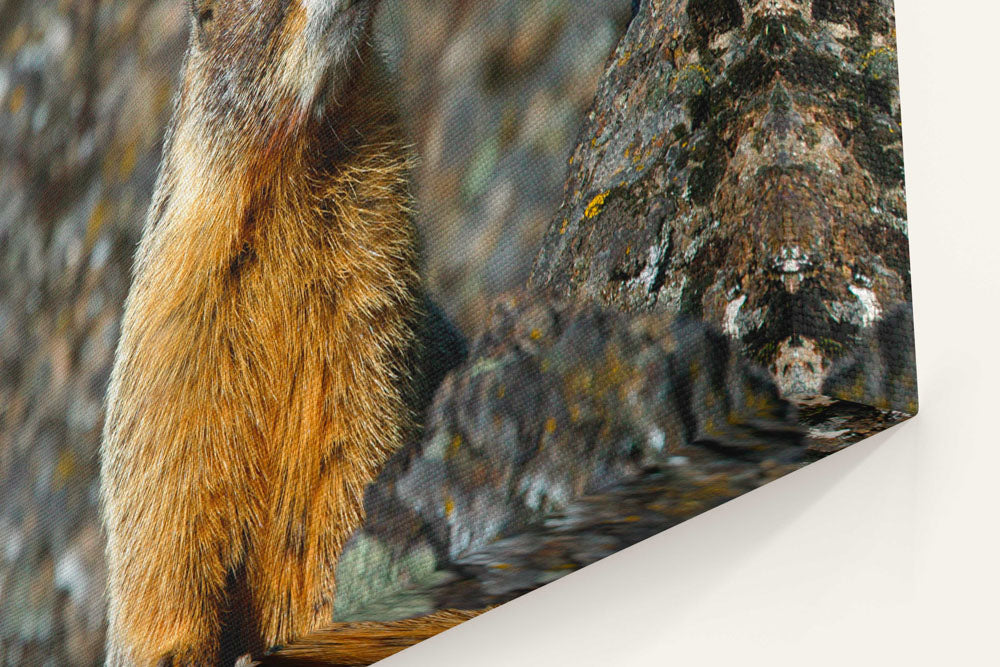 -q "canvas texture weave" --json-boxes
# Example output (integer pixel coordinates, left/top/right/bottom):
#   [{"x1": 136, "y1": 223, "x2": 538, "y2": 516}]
[{"x1": 0, "y1": 1, "x2": 915, "y2": 664}]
